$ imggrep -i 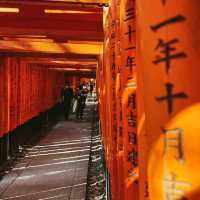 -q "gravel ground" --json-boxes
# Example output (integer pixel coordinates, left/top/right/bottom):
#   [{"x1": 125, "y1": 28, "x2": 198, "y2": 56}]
[{"x1": 86, "y1": 109, "x2": 106, "y2": 200}]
